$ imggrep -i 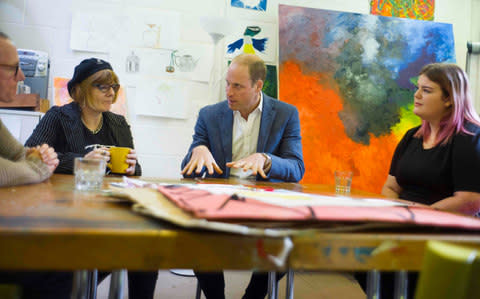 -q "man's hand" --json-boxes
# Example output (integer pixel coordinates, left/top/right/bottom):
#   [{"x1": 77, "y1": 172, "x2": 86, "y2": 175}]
[
  {"x1": 181, "y1": 145, "x2": 223, "y2": 176},
  {"x1": 226, "y1": 153, "x2": 269, "y2": 179},
  {"x1": 26, "y1": 144, "x2": 59, "y2": 174}
]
